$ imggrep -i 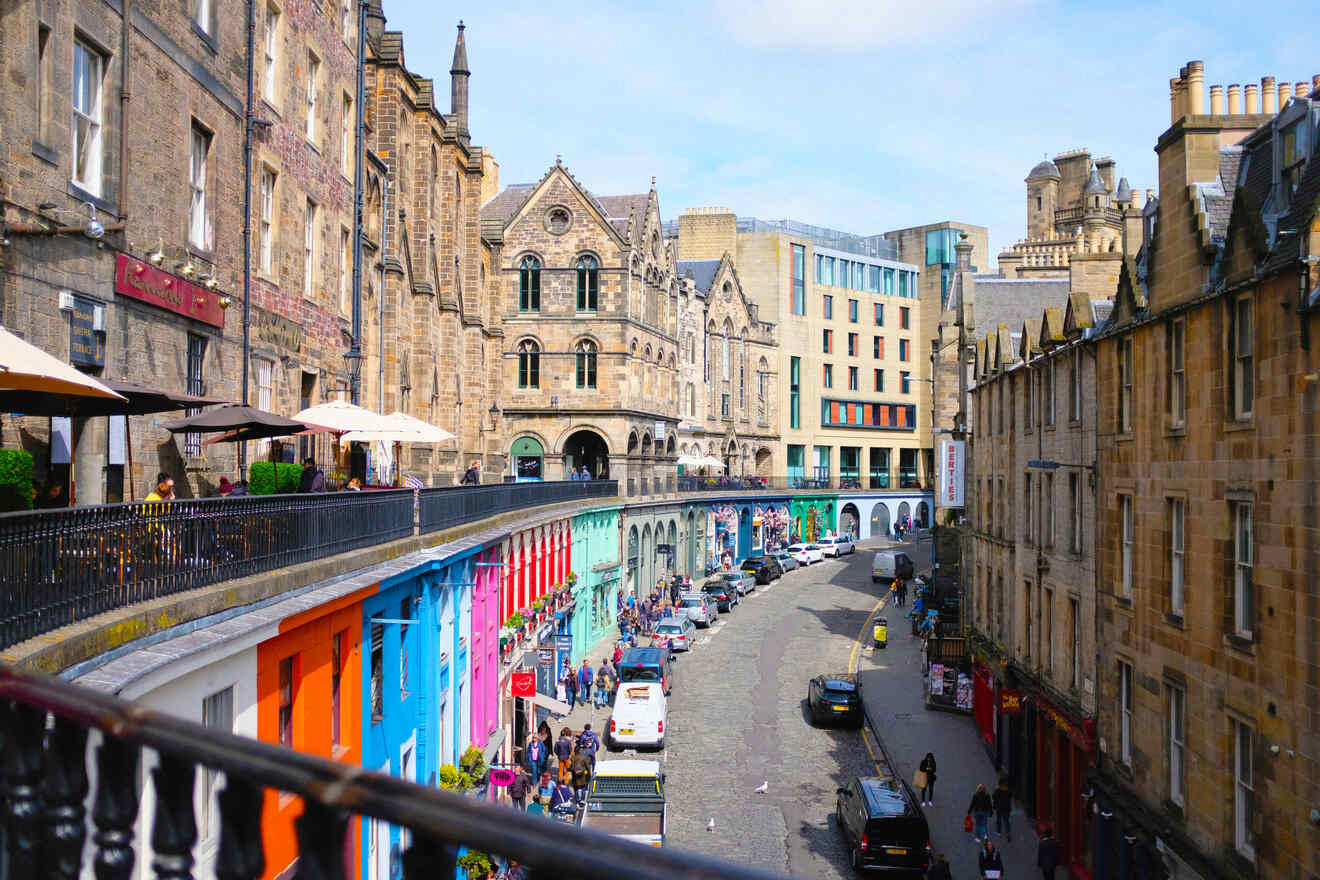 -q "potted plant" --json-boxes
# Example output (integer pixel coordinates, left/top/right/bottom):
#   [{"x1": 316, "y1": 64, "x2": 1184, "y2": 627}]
[
  {"x1": 457, "y1": 851, "x2": 493, "y2": 879},
  {"x1": 505, "y1": 611, "x2": 526, "y2": 633}
]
